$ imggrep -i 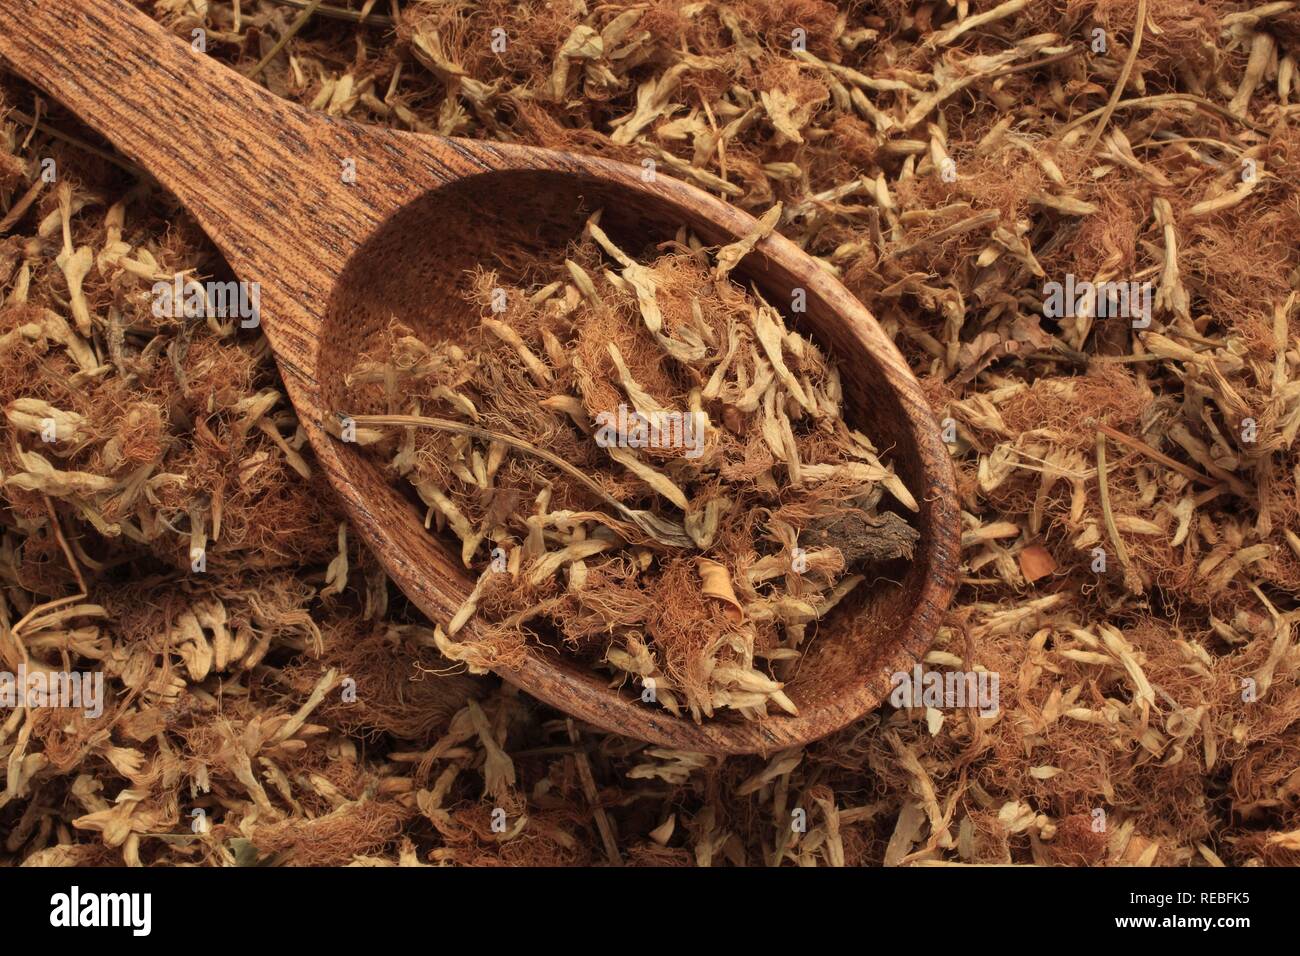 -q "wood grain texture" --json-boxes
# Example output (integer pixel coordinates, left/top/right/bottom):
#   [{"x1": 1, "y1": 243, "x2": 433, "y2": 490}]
[{"x1": 0, "y1": 0, "x2": 961, "y2": 754}]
